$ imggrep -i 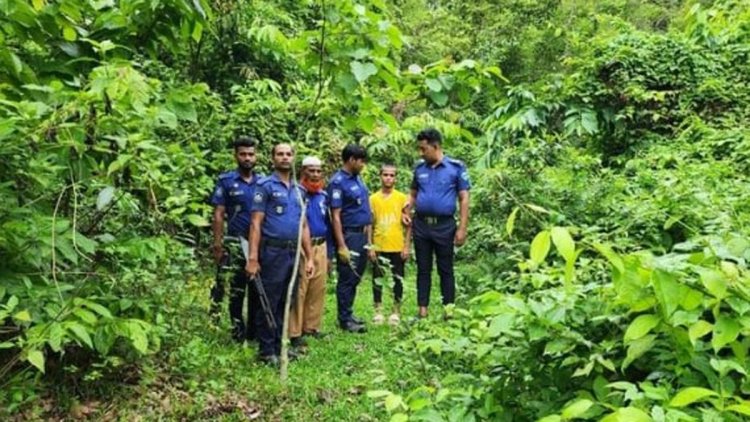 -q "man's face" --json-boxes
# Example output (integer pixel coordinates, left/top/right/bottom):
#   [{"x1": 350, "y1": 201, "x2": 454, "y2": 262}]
[
  {"x1": 273, "y1": 144, "x2": 294, "y2": 171},
  {"x1": 349, "y1": 157, "x2": 366, "y2": 175},
  {"x1": 380, "y1": 167, "x2": 396, "y2": 189},
  {"x1": 235, "y1": 146, "x2": 257, "y2": 170},
  {"x1": 418, "y1": 139, "x2": 440, "y2": 164},
  {"x1": 303, "y1": 165, "x2": 323, "y2": 182}
]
